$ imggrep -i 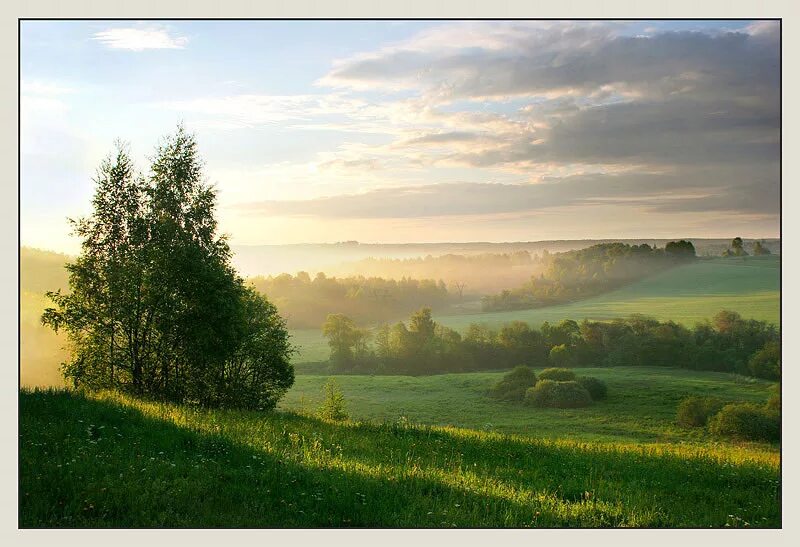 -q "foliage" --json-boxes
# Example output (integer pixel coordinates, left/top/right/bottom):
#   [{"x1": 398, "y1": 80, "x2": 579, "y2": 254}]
[
  {"x1": 538, "y1": 368, "x2": 577, "y2": 382},
  {"x1": 708, "y1": 403, "x2": 780, "y2": 442},
  {"x1": 317, "y1": 379, "x2": 348, "y2": 421},
  {"x1": 329, "y1": 251, "x2": 545, "y2": 296},
  {"x1": 764, "y1": 384, "x2": 781, "y2": 414},
  {"x1": 20, "y1": 389, "x2": 780, "y2": 527},
  {"x1": 40, "y1": 128, "x2": 294, "y2": 409},
  {"x1": 250, "y1": 272, "x2": 451, "y2": 329},
  {"x1": 577, "y1": 376, "x2": 608, "y2": 401},
  {"x1": 482, "y1": 242, "x2": 695, "y2": 312},
  {"x1": 489, "y1": 366, "x2": 537, "y2": 401},
  {"x1": 723, "y1": 237, "x2": 749, "y2": 257},
  {"x1": 322, "y1": 314, "x2": 372, "y2": 372},
  {"x1": 752, "y1": 241, "x2": 771, "y2": 256},
  {"x1": 748, "y1": 340, "x2": 780, "y2": 380},
  {"x1": 676, "y1": 396, "x2": 725, "y2": 428},
  {"x1": 321, "y1": 307, "x2": 779, "y2": 378},
  {"x1": 525, "y1": 380, "x2": 592, "y2": 408}
]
